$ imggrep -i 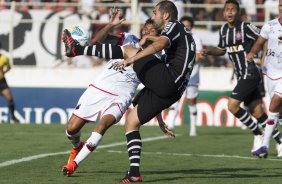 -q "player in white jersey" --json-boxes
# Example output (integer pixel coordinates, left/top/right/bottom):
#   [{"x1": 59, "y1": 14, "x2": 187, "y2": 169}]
[
  {"x1": 166, "y1": 16, "x2": 203, "y2": 136},
  {"x1": 247, "y1": 0, "x2": 282, "y2": 158},
  {"x1": 62, "y1": 10, "x2": 174, "y2": 177}
]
